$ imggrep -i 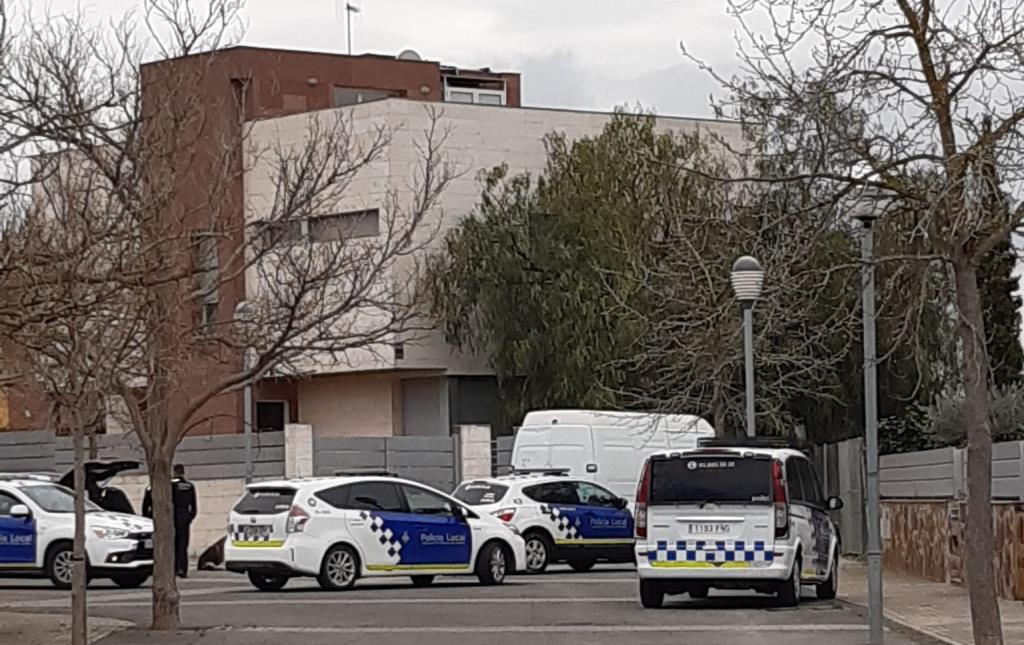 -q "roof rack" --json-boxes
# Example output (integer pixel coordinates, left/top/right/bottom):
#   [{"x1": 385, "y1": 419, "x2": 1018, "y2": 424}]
[
  {"x1": 333, "y1": 469, "x2": 399, "y2": 478},
  {"x1": 696, "y1": 437, "x2": 810, "y2": 452},
  {"x1": 510, "y1": 468, "x2": 570, "y2": 476}
]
